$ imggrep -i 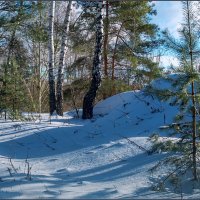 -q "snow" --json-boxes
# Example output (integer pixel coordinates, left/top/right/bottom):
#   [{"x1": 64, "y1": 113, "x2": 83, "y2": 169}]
[{"x1": 0, "y1": 77, "x2": 199, "y2": 198}]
